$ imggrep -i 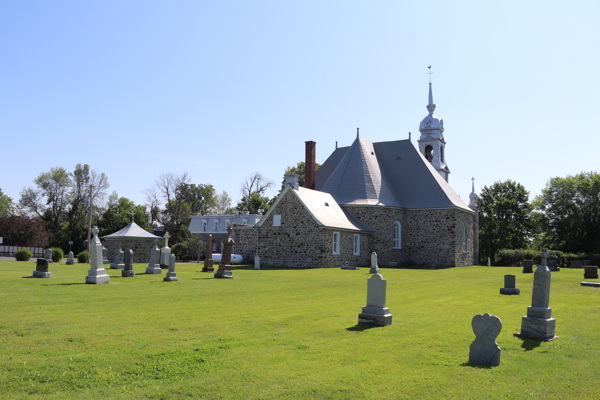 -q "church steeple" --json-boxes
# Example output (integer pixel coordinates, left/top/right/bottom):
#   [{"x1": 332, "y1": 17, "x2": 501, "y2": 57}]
[{"x1": 418, "y1": 67, "x2": 450, "y2": 182}]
